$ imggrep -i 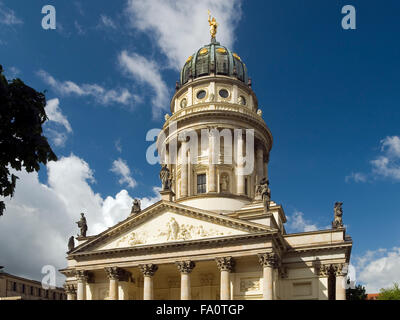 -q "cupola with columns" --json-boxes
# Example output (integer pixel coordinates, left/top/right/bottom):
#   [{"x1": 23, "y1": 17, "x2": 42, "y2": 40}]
[{"x1": 159, "y1": 15, "x2": 273, "y2": 214}]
